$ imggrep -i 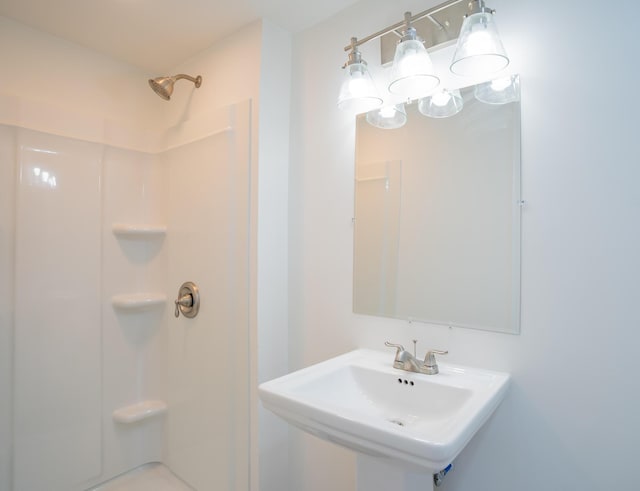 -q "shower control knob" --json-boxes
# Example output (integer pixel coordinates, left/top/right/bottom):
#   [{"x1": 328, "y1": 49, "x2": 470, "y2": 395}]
[
  {"x1": 174, "y1": 281, "x2": 200, "y2": 318},
  {"x1": 174, "y1": 294, "x2": 192, "y2": 317}
]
